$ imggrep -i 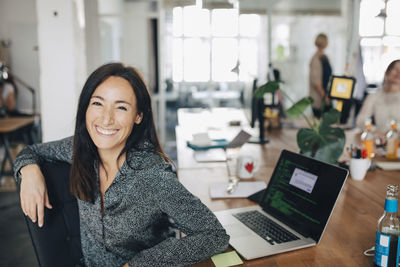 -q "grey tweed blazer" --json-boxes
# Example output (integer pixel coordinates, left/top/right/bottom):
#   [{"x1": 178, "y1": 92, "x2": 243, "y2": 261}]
[{"x1": 14, "y1": 137, "x2": 229, "y2": 267}]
